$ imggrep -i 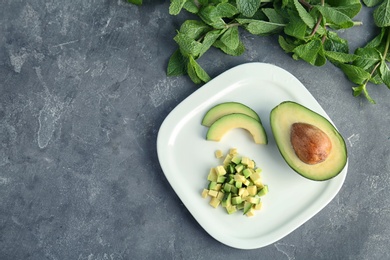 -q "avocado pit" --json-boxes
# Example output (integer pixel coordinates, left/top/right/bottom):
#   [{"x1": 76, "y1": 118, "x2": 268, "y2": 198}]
[{"x1": 290, "y1": 122, "x2": 332, "y2": 165}]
